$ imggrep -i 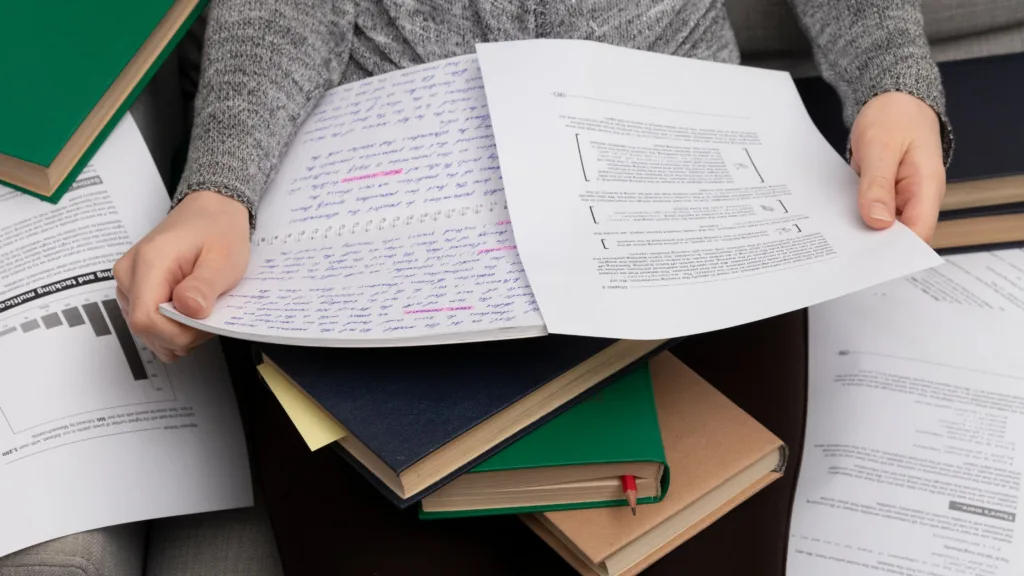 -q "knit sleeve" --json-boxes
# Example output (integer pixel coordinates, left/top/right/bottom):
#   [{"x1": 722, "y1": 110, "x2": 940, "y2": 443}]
[
  {"x1": 172, "y1": 0, "x2": 355, "y2": 229},
  {"x1": 785, "y1": 0, "x2": 953, "y2": 167}
]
